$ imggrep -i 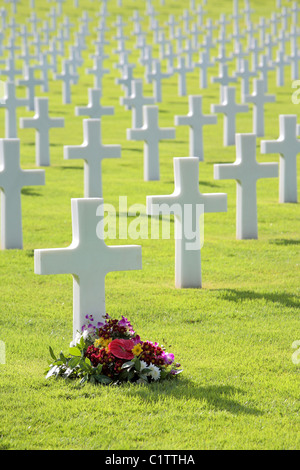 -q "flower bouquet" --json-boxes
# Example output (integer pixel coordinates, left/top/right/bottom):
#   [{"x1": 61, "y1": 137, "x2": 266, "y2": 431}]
[{"x1": 46, "y1": 314, "x2": 182, "y2": 386}]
